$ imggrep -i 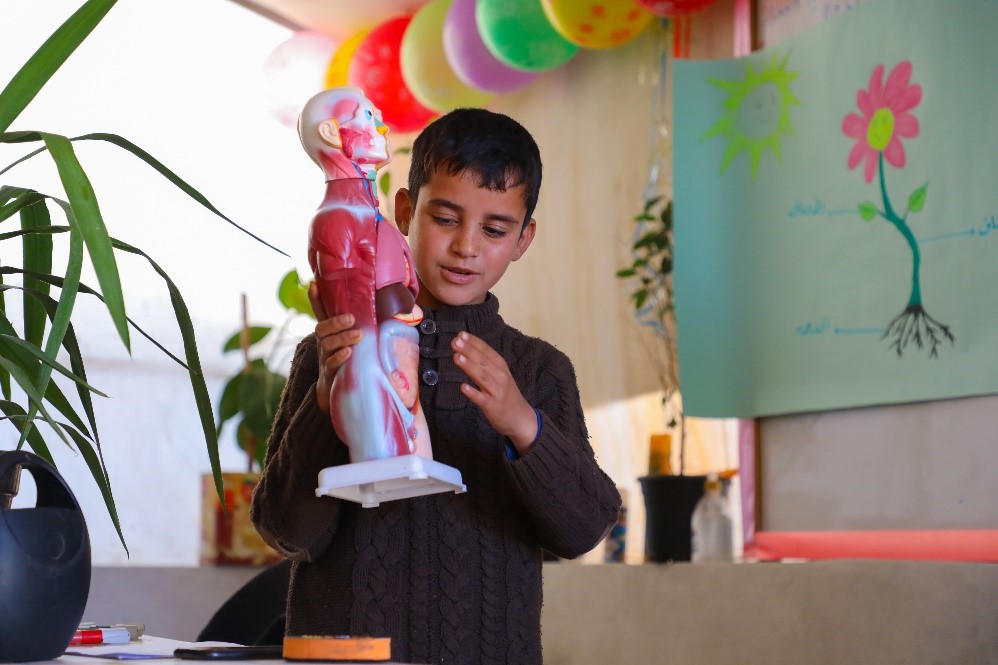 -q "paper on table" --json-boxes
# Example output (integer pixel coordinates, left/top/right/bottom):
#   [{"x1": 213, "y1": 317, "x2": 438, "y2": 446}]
[{"x1": 64, "y1": 636, "x2": 240, "y2": 661}]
